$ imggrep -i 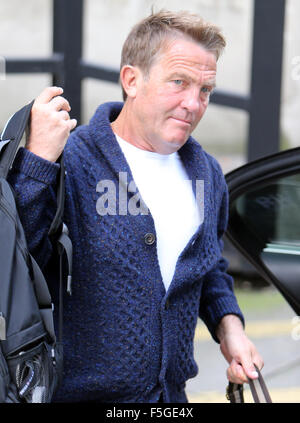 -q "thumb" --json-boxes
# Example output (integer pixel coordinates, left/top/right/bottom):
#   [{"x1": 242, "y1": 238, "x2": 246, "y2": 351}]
[{"x1": 243, "y1": 361, "x2": 259, "y2": 380}]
